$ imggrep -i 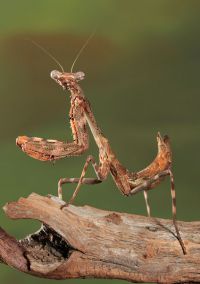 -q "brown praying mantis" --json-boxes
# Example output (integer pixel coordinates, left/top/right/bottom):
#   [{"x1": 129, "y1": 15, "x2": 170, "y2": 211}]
[{"x1": 16, "y1": 41, "x2": 186, "y2": 255}]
